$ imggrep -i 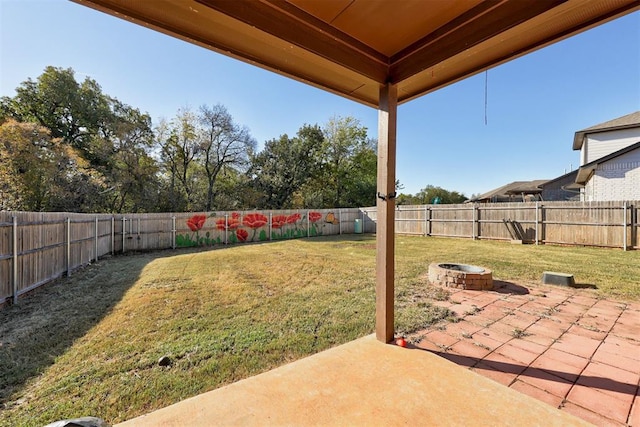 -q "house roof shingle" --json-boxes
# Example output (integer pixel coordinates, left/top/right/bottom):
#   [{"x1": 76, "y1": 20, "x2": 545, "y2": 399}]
[{"x1": 572, "y1": 111, "x2": 640, "y2": 150}]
